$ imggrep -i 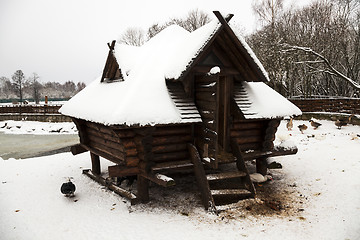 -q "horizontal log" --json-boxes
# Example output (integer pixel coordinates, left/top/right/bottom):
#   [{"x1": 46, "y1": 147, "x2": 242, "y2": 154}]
[
  {"x1": 85, "y1": 121, "x2": 116, "y2": 136},
  {"x1": 152, "y1": 143, "x2": 188, "y2": 154},
  {"x1": 236, "y1": 135, "x2": 263, "y2": 144},
  {"x1": 237, "y1": 142, "x2": 262, "y2": 152},
  {"x1": 151, "y1": 160, "x2": 193, "y2": 172},
  {"x1": 81, "y1": 144, "x2": 123, "y2": 165},
  {"x1": 153, "y1": 151, "x2": 189, "y2": 162},
  {"x1": 140, "y1": 172, "x2": 175, "y2": 187},
  {"x1": 231, "y1": 121, "x2": 265, "y2": 130},
  {"x1": 126, "y1": 156, "x2": 140, "y2": 167},
  {"x1": 86, "y1": 127, "x2": 122, "y2": 145},
  {"x1": 108, "y1": 165, "x2": 140, "y2": 178},
  {"x1": 121, "y1": 138, "x2": 137, "y2": 149},
  {"x1": 87, "y1": 131, "x2": 125, "y2": 153},
  {"x1": 70, "y1": 144, "x2": 88, "y2": 155},
  {"x1": 152, "y1": 134, "x2": 192, "y2": 146},
  {"x1": 153, "y1": 125, "x2": 192, "y2": 136},
  {"x1": 87, "y1": 137, "x2": 126, "y2": 160},
  {"x1": 230, "y1": 129, "x2": 263, "y2": 138},
  {"x1": 113, "y1": 129, "x2": 136, "y2": 138},
  {"x1": 82, "y1": 169, "x2": 137, "y2": 203}
]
